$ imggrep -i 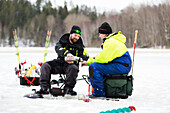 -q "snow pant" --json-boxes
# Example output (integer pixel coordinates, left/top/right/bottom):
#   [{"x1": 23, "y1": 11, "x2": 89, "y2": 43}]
[
  {"x1": 40, "y1": 61, "x2": 79, "y2": 91},
  {"x1": 89, "y1": 62, "x2": 131, "y2": 97}
]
